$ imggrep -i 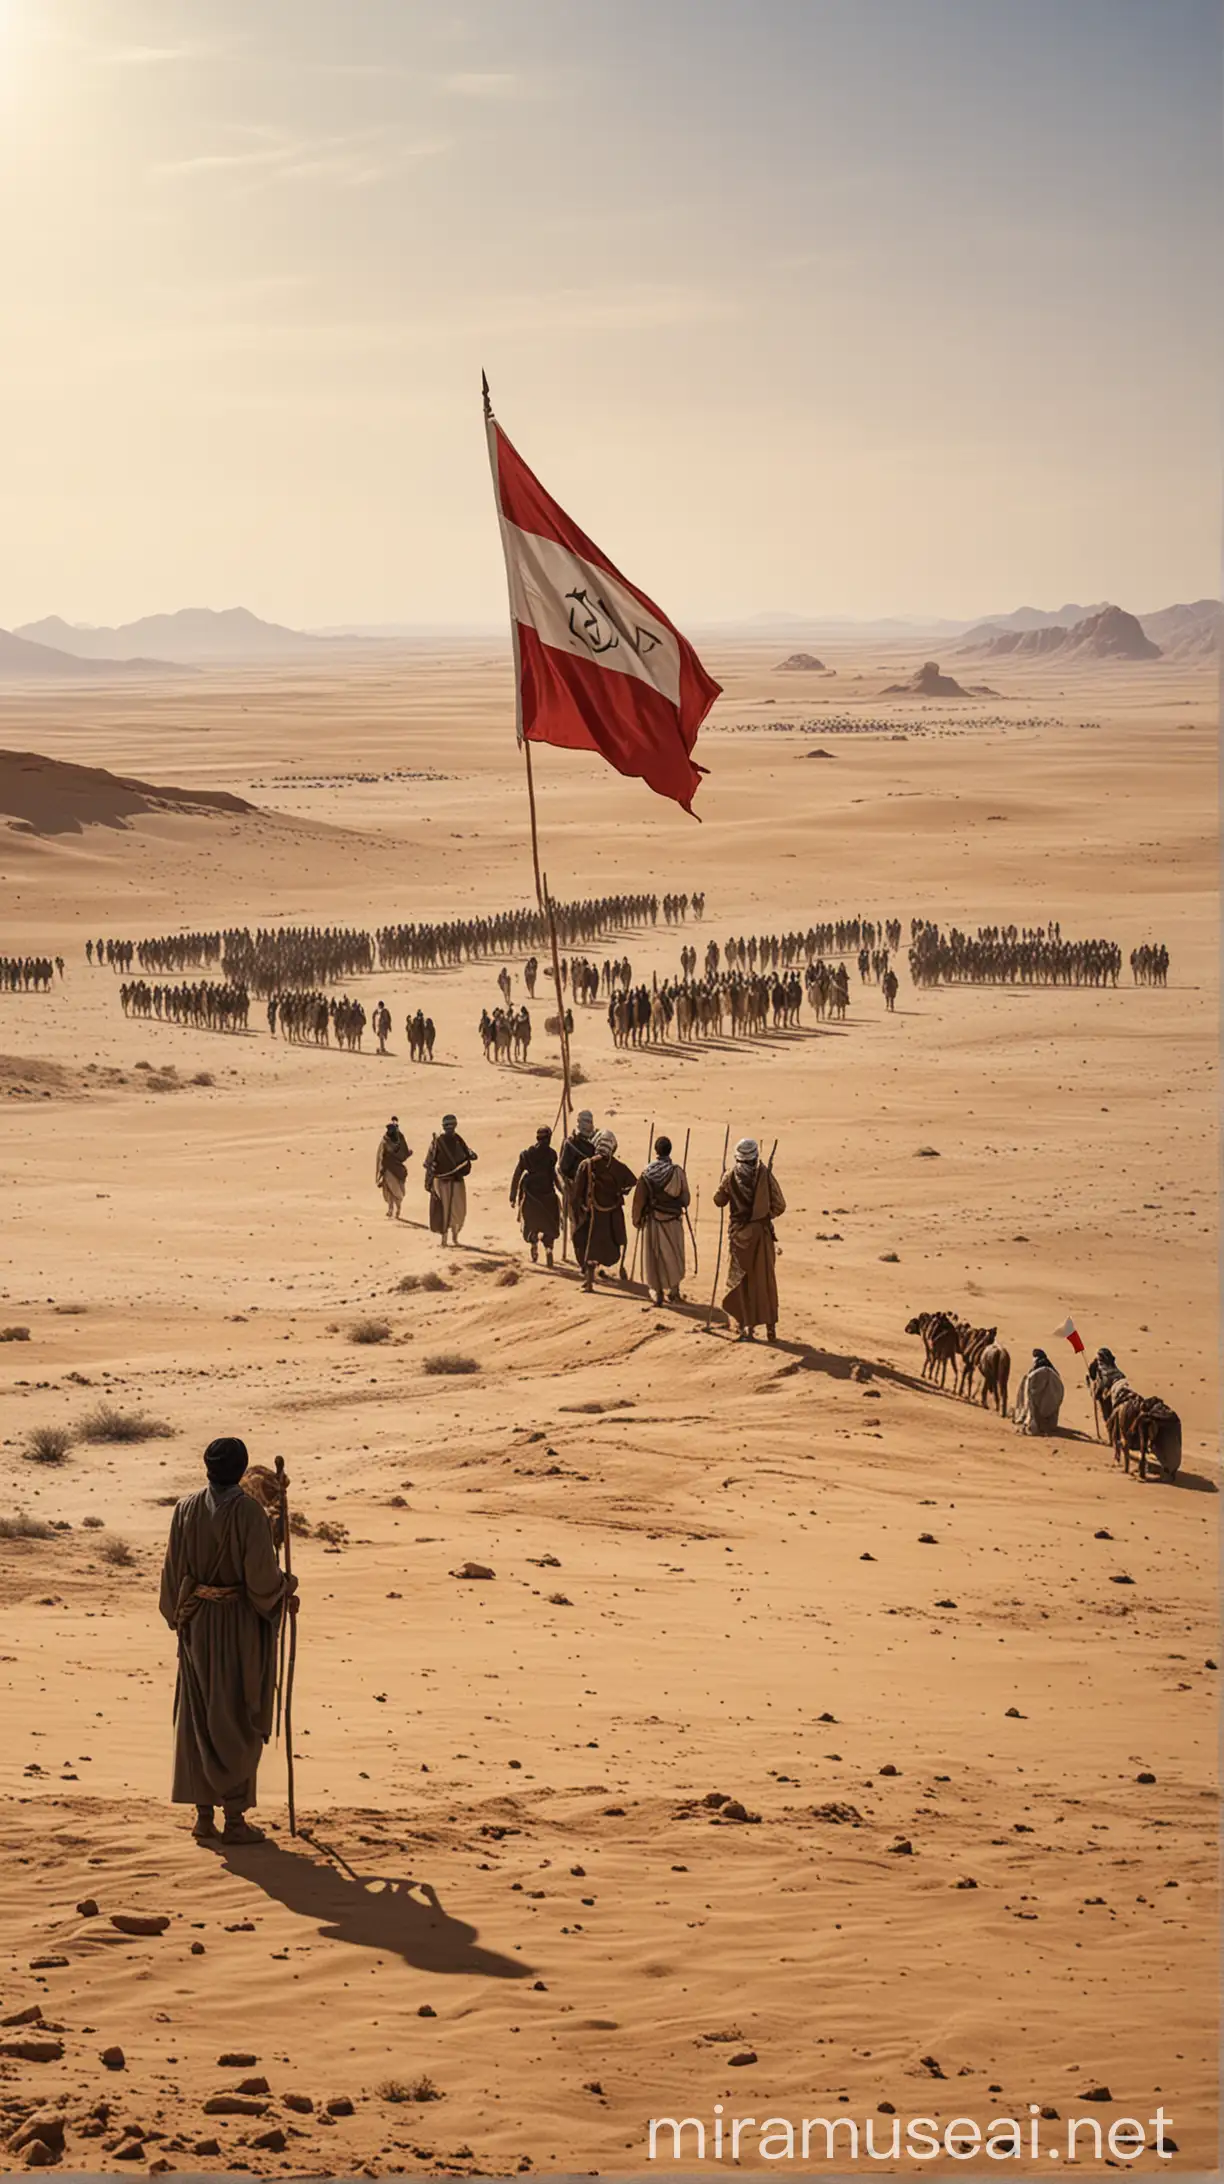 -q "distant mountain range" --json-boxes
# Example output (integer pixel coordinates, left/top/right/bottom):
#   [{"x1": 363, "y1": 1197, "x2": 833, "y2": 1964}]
[
  {"x1": 0, "y1": 627, "x2": 180, "y2": 681},
  {"x1": 13, "y1": 606, "x2": 333, "y2": 665},
  {"x1": 959, "y1": 601, "x2": 1221, "y2": 664}
]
